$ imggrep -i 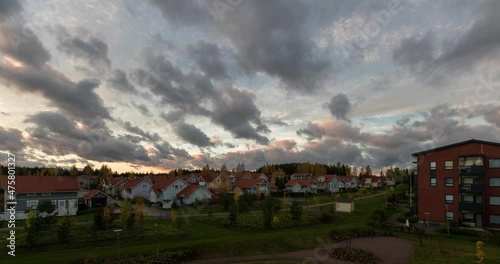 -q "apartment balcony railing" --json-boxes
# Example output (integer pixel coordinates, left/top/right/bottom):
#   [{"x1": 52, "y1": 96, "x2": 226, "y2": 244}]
[
  {"x1": 459, "y1": 184, "x2": 484, "y2": 193},
  {"x1": 459, "y1": 202, "x2": 483, "y2": 212},
  {"x1": 458, "y1": 165, "x2": 484, "y2": 175}
]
